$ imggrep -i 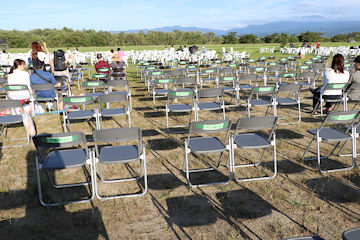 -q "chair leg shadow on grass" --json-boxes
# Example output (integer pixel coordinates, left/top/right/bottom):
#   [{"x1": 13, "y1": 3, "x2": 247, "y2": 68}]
[{"x1": 0, "y1": 150, "x2": 109, "y2": 239}]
